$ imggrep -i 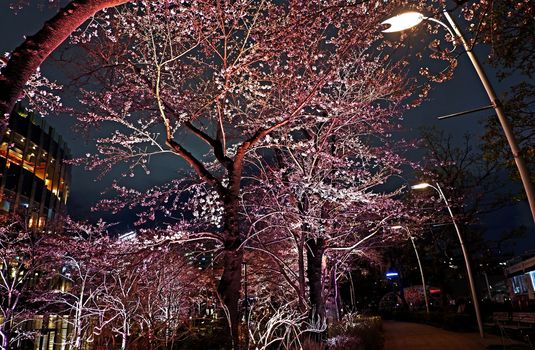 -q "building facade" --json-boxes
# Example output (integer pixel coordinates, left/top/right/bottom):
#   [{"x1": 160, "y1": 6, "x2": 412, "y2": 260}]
[
  {"x1": 505, "y1": 255, "x2": 535, "y2": 309},
  {"x1": 0, "y1": 105, "x2": 71, "y2": 228}
]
